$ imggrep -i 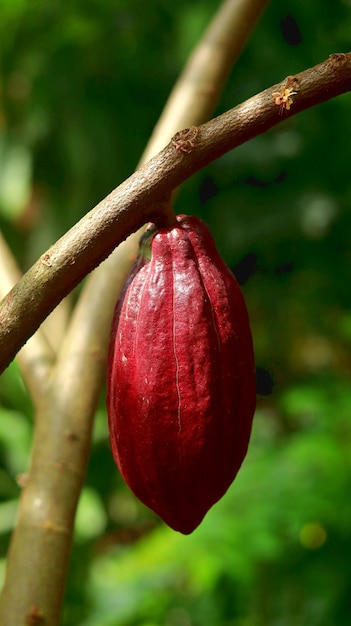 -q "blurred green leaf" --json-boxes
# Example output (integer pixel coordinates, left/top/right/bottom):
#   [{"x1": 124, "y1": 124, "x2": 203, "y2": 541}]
[
  {"x1": 75, "y1": 487, "x2": 107, "y2": 542},
  {"x1": 0, "y1": 138, "x2": 32, "y2": 219},
  {"x1": 0, "y1": 407, "x2": 31, "y2": 476}
]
